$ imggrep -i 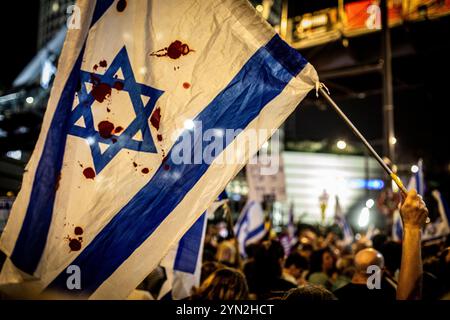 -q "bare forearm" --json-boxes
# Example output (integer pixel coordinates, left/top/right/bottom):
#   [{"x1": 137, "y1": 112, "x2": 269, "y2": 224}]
[{"x1": 397, "y1": 227, "x2": 422, "y2": 300}]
